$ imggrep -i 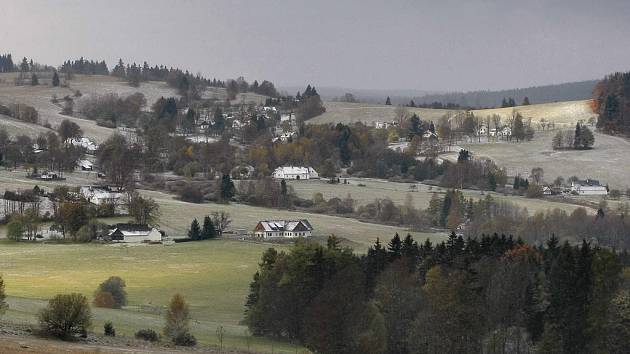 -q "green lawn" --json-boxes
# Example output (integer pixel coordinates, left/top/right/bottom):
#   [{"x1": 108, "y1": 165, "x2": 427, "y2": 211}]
[{"x1": 0, "y1": 239, "x2": 305, "y2": 353}]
